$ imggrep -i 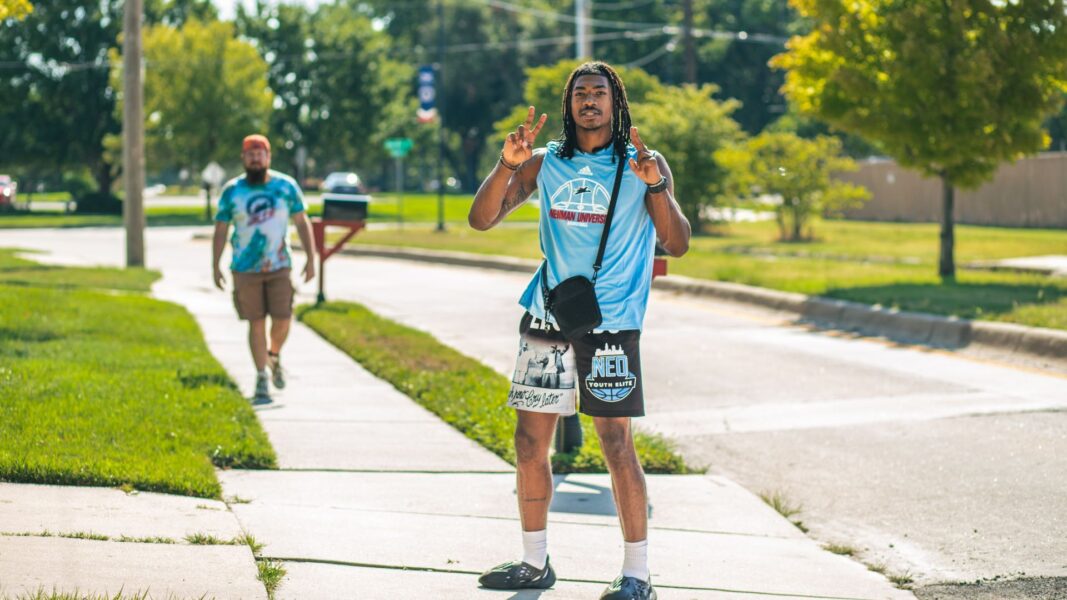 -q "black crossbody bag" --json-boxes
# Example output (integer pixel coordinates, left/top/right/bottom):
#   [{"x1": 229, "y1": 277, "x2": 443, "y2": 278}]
[{"x1": 540, "y1": 157, "x2": 626, "y2": 339}]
